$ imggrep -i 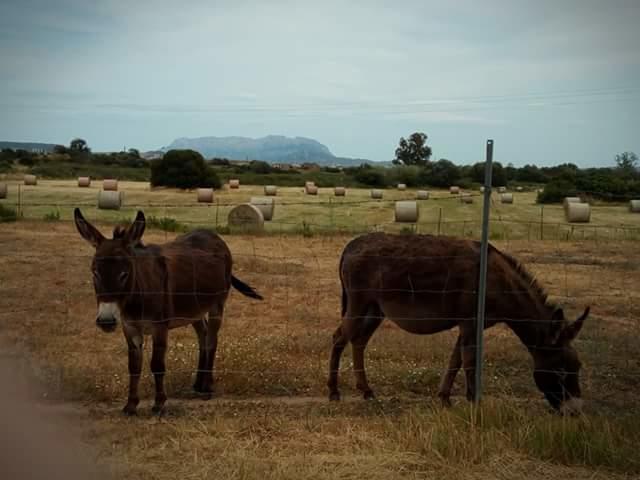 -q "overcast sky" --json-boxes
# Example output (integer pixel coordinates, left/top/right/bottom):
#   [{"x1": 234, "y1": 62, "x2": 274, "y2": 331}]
[{"x1": 1, "y1": 0, "x2": 639, "y2": 166}]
